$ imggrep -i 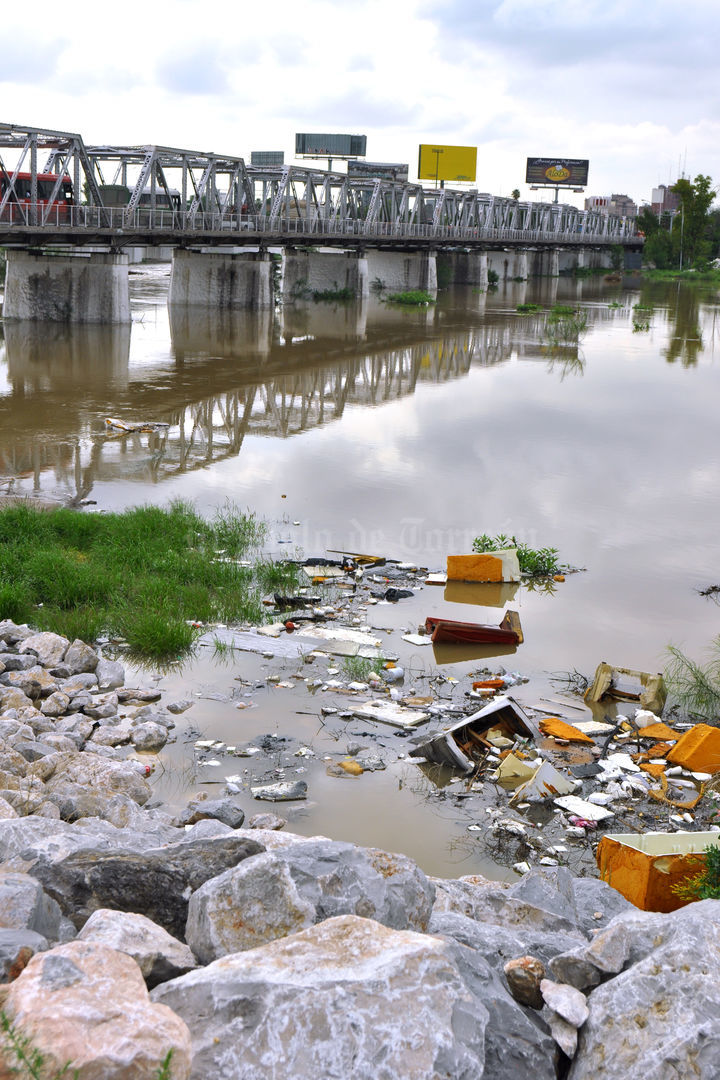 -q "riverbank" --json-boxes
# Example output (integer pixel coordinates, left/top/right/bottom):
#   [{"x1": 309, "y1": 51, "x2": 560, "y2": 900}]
[{"x1": 0, "y1": 621, "x2": 717, "y2": 1077}]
